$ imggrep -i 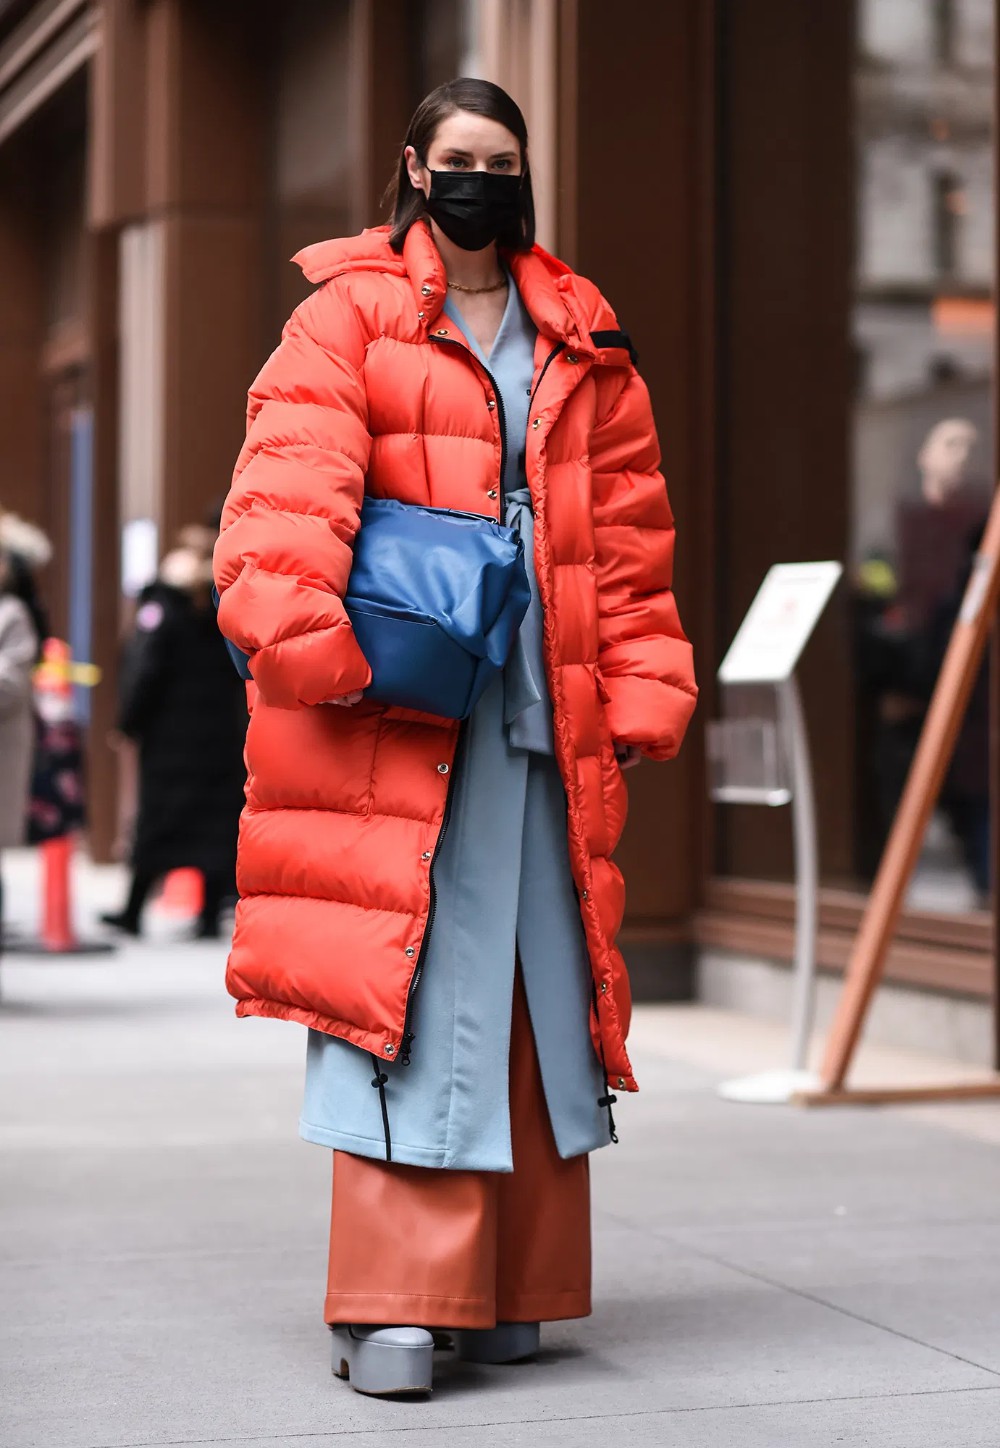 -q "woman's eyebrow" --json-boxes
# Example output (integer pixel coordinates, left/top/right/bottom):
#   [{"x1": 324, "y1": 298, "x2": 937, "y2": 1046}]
[{"x1": 442, "y1": 148, "x2": 517, "y2": 161}]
